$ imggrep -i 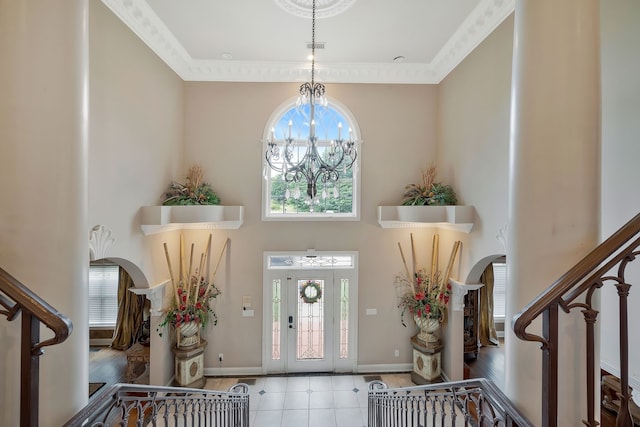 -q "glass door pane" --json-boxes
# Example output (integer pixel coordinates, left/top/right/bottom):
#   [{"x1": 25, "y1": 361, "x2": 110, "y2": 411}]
[
  {"x1": 287, "y1": 271, "x2": 333, "y2": 372},
  {"x1": 296, "y1": 279, "x2": 325, "y2": 360}
]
